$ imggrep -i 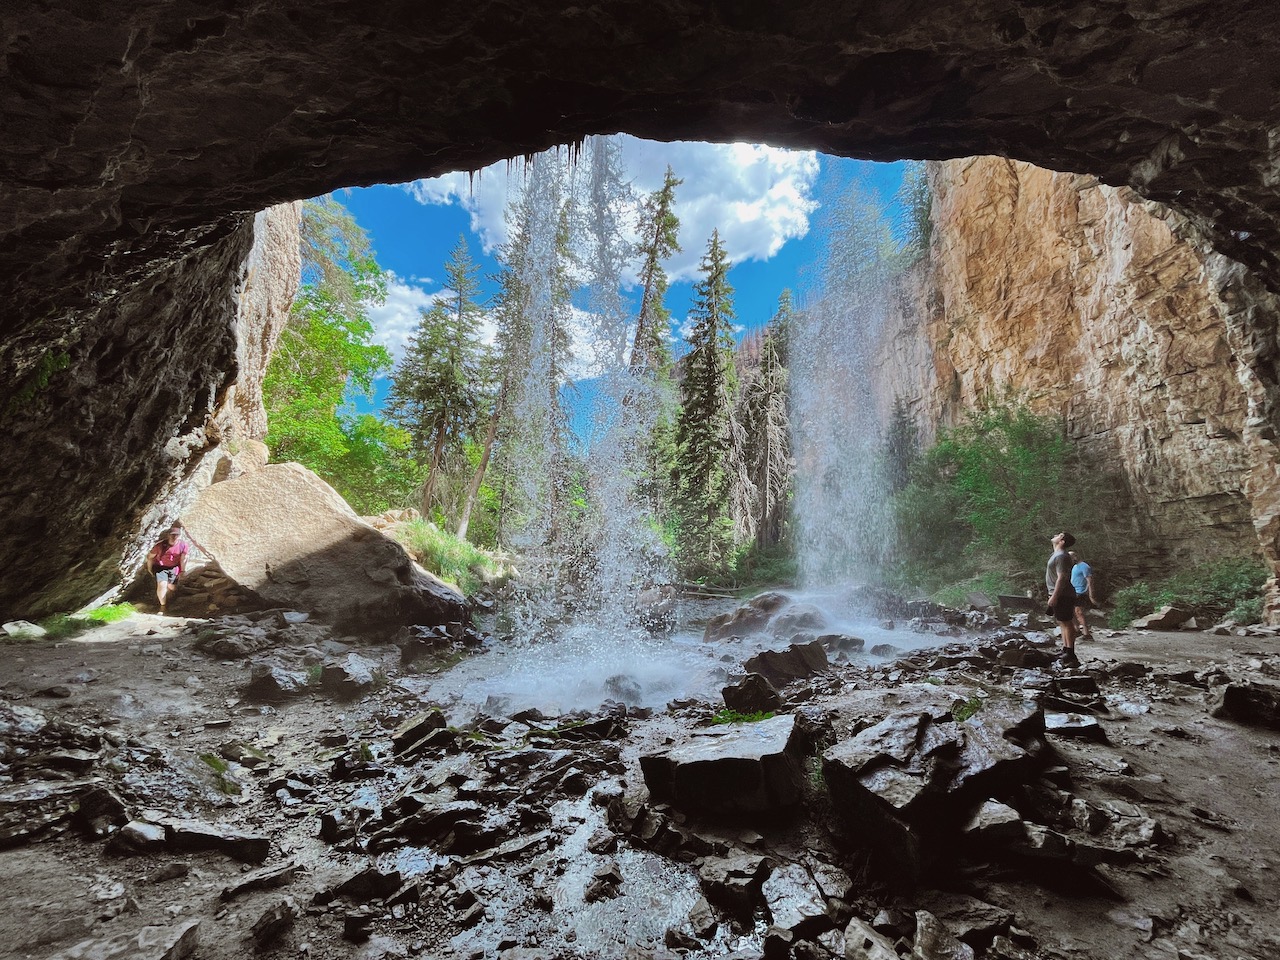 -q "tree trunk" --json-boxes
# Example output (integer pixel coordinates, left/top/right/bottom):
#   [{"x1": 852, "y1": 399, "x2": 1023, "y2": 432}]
[
  {"x1": 456, "y1": 409, "x2": 499, "y2": 540},
  {"x1": 420, "y1": 422, "x2": 448, "y2": 520}
]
